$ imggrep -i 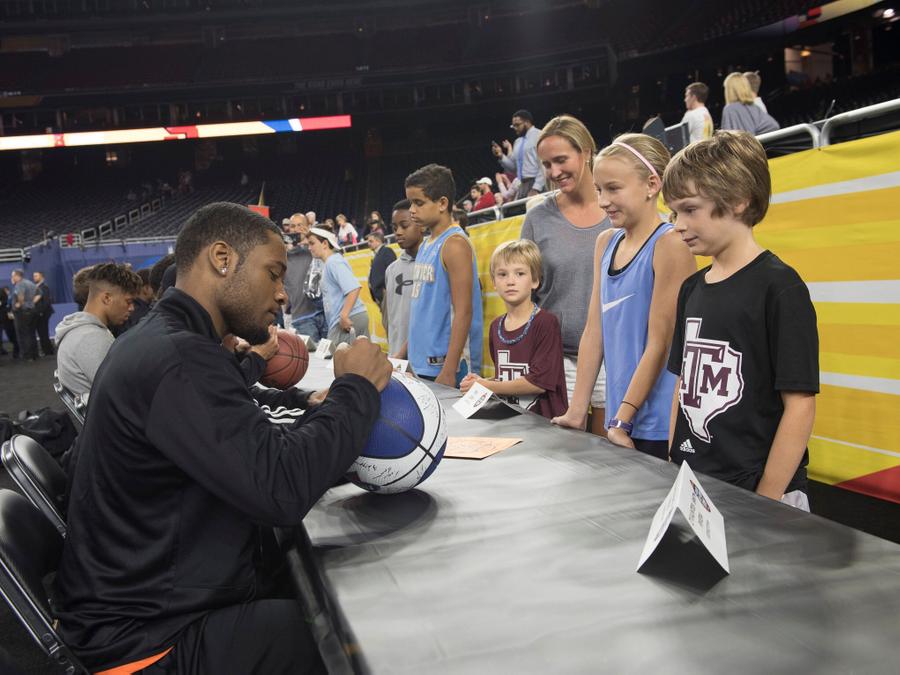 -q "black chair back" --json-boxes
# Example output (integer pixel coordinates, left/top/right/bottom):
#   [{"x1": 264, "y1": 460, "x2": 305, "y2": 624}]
[
  {"x1": 0, "y1": 489, "x2": 85, "y2": 674},
  {"x1": 52, "y1": 370, "x2": 86, "y2": 428},
  {"x1": 1, "y1": 435, "x2": 67, "y2": 536}
]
